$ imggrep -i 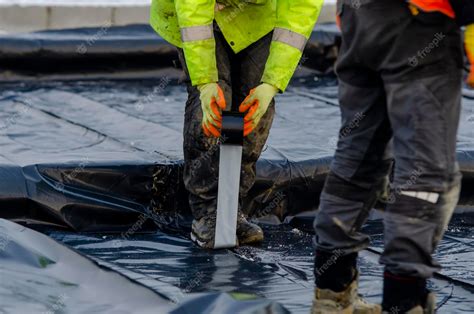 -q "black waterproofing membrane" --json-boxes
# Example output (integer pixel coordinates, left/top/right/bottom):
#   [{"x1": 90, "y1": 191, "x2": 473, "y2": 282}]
[
  {"x1": 0, "y1": 24, "x2": 473, "y2": 313},
  {"x1": 0, "y1": 218, "x2": 287, "y2": 313}
]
